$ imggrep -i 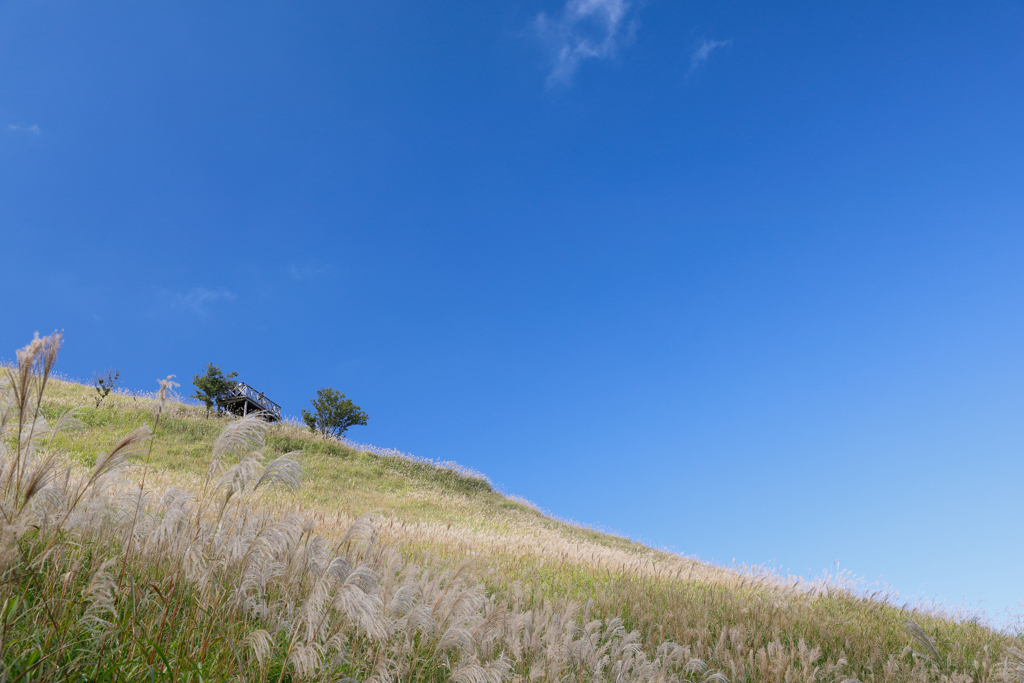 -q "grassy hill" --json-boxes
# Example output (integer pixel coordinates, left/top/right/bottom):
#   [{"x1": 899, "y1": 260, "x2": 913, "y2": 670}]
[{"x1": 1, "y1": 334, "x2": 1019, "y2": 682}]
